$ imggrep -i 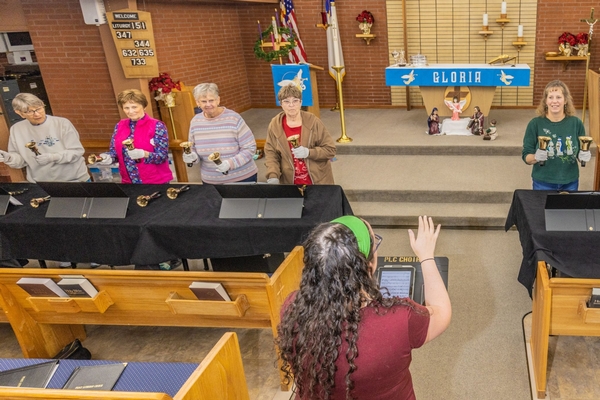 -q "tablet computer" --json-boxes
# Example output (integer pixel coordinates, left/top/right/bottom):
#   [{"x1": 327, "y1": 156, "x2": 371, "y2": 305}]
[{"x1": 377, "y1": 266, "x2": 416, "y2": 300}]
